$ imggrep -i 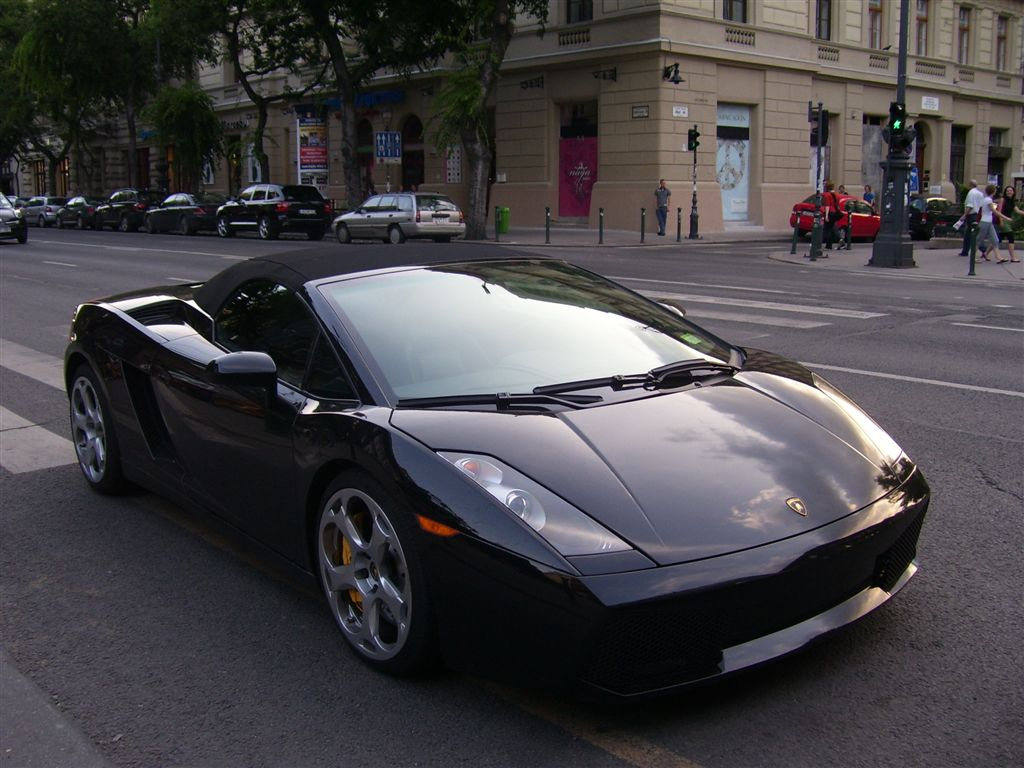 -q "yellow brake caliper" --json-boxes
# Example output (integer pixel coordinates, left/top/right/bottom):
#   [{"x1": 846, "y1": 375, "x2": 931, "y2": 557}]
[{"x1": 341, "y1": 534, "x2": 363, "y2": 612}]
